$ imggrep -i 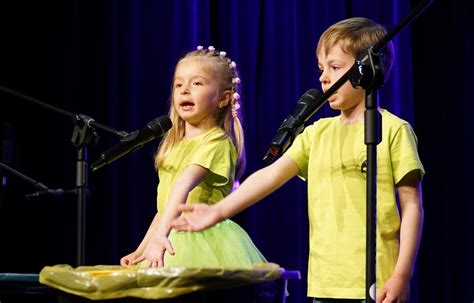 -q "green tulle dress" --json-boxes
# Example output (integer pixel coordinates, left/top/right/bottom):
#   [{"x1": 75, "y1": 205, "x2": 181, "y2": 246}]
[
  {"x1": 156, "y1": 127, "x2": 267, "y2": 268},
  {"x1": 165, "y1": 219, "x2": 267, "y2": 268}
]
